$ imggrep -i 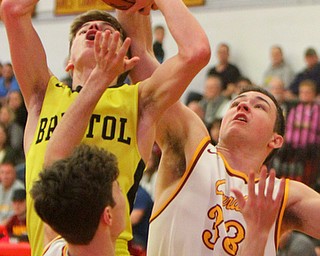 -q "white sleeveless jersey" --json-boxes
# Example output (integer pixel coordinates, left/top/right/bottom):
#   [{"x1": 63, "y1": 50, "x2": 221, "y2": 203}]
[
  {"x1": 42, "y1": 237, "x2": 68, "y2": 256},
  {"x1": 148, "y1": 138, "x2": 289, "y2": 256}
]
